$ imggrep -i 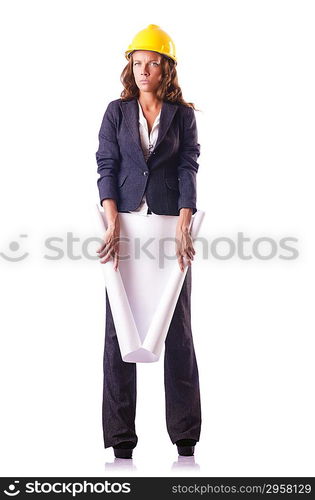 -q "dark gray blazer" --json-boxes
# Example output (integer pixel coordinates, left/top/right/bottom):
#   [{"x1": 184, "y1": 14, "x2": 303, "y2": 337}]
[{"x1": 95, "y1": 97, "x2": 200, "y2": 216}]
